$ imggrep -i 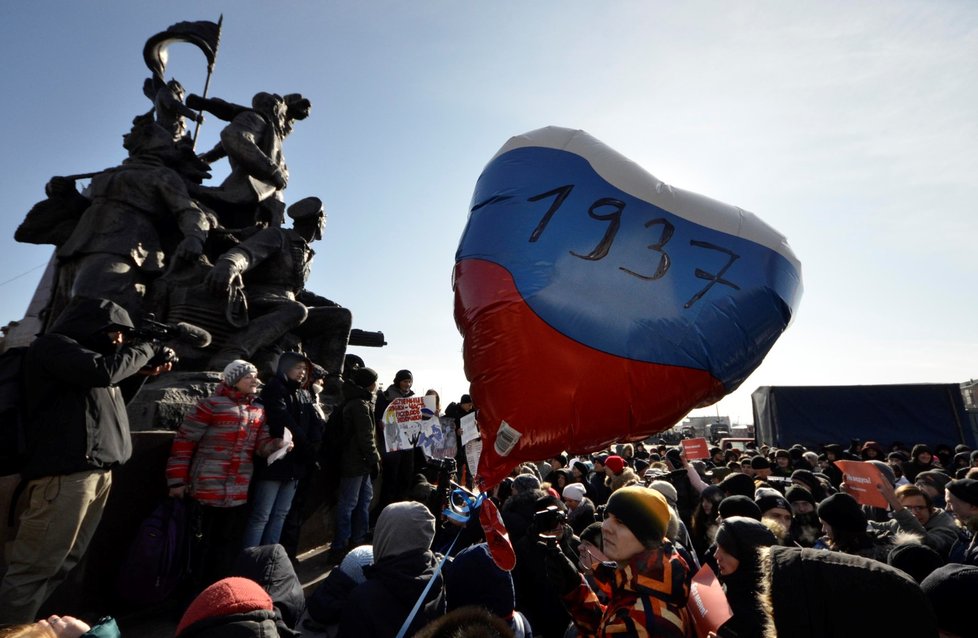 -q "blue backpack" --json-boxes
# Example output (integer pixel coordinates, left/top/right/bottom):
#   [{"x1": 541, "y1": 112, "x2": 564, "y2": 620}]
[{"x1": 116, "y1": 498, "x2": 190, "y2": 605}]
